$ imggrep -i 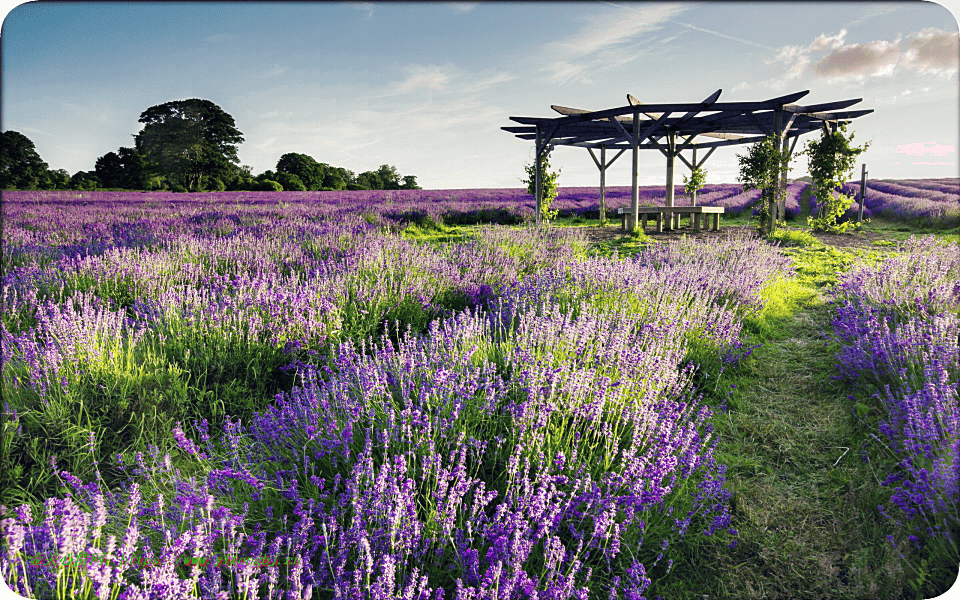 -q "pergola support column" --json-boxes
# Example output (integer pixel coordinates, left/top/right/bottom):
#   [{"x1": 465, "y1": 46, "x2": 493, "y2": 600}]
[
  {"x1": 665, "y1": 131, "x2": 676, "y2": 209},
  {"x1": 535, "y1": 125, "x2": 542, "y2": 227},
  {"x1": 588, "y1": 146, "x2": 625, "y2": 226},
  {"x1": 631, "y1": 108, "x2": 640, "y2": 232}
]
